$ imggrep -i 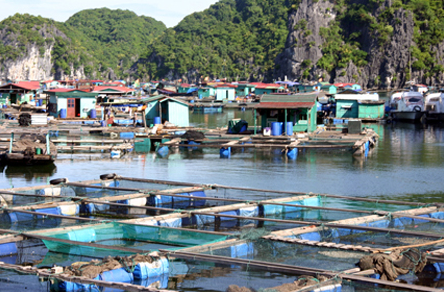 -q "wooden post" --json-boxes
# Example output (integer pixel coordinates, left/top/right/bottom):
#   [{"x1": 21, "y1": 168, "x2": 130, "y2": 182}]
[
  {"x1": 284, "y1": 109, "x2": 288, "y2": 135},
  {"x1": 254, "y1": 108, "x2": 257, "y2": 135},
  {"x1": 158, "y1": 101, "x2": 162, "y2": 123},
  {"x1": 142, "y1": 108, "x2": 147, "y2": 129},
  {"x1": 9, "y1": 132, "x2": 13, "y2": 154},
  {"x1": 46, "y1": 133, "x2": 50, "y2": 155}
]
